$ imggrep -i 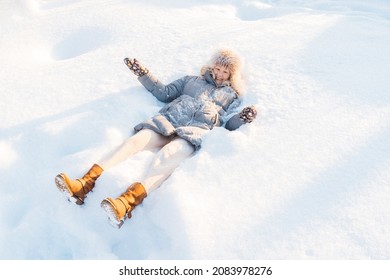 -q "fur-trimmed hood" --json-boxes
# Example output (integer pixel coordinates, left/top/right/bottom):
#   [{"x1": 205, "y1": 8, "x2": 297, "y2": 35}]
[{"x1": 200, "y1": 48, "x2": 245, "y2": 95}]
